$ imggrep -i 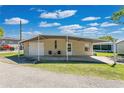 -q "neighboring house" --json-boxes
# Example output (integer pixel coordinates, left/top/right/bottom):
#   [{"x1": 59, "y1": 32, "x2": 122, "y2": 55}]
[
  {"x1": 0, "y1": 37, "x2": 20, "y2": 50},
  {"x1": 21, "y1": 35, "x2": 104, "y2": 59},
  {"x1": 116, "y1": 40, "x2": 124, "y2": 55},
  {"x1": 93, "y1": 42, "x2": 113, "y2": 52}
]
